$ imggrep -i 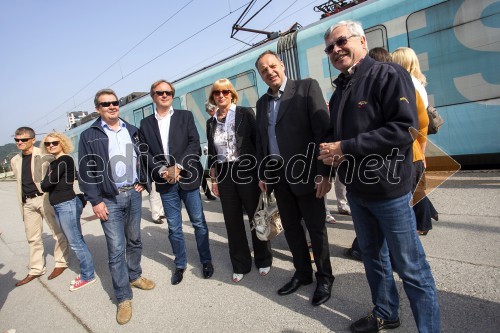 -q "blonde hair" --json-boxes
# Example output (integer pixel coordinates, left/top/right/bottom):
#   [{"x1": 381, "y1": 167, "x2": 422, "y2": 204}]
[
  {"x1": 208, "y1": 79, "x2": 239, "y2": 105},
  {"x1": 40, "y1": 132, "x2": 74, "y2": 154},
  {"x1": 392, "y1": 47, "x2": 427, "y2": 86}
]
